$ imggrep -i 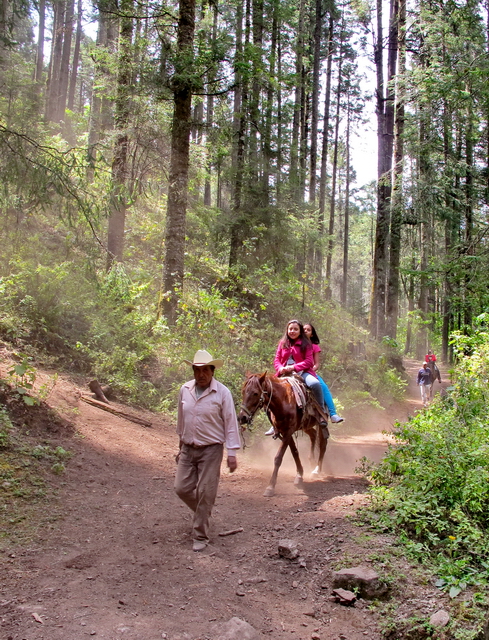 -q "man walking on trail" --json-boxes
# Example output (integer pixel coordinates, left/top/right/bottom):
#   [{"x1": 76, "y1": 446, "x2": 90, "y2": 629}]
[
  {"x1": 417, "y1": 361, "x2": 433, "y2": 407},
  {"x1": 175, "y1": 350, "x2": 240, "y2": 552}
]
